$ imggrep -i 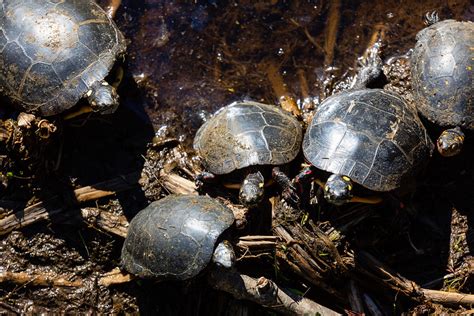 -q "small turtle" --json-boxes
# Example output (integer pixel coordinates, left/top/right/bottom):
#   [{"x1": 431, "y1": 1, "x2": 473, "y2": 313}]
[
  {"x1": 295, "y1": 48, "x2": 434, "y2": 205},
  {"x1": 411, "y1": 14, "x2": 473, "y2": 156},
  {"x1": 121, "y1": 195, "x2": 235, "y2": 281},
  {"x1": 0, "y1": 0, "x2": 127, "y2": 116},
  {"x1": 193, "y1": 101, "x2": 303, "y2": 206}
]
